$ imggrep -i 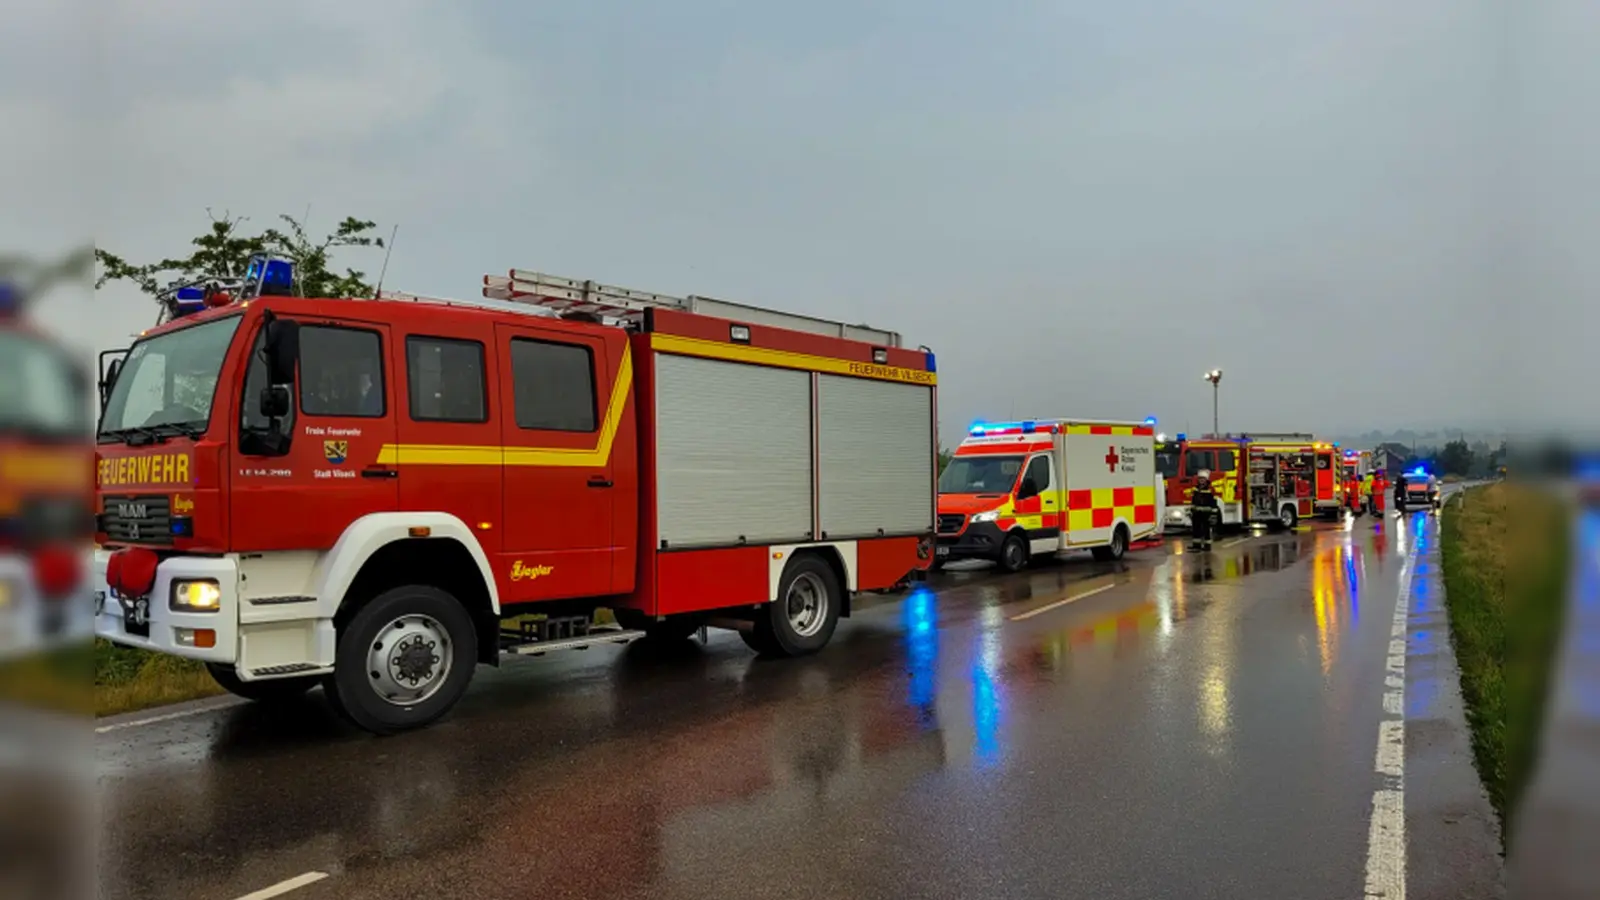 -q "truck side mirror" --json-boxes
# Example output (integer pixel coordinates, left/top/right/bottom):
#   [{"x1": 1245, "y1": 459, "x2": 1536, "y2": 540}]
[
  {"x1": 259, "y1": 385, "x2": 292, "y2": 419},
  {"x1": 99, "y1": 358, "x2": 122, "y2": 409},
  {"x1": 263, "y1": 317, "x2": 300, "y2": 386}
]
